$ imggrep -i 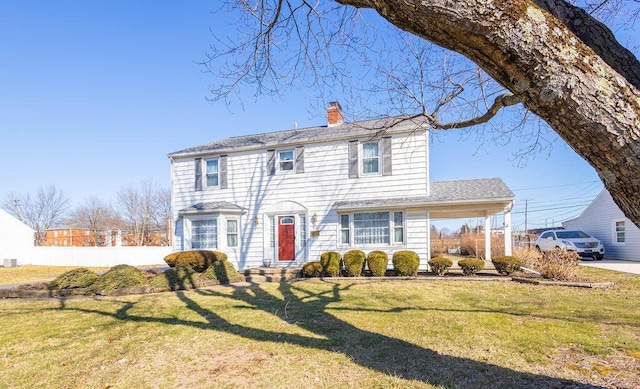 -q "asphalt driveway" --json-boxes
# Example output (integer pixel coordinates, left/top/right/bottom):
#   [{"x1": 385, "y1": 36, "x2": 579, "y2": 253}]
[{"x1": 581, "y1": 259, "x2": 640, "y2": 275}]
